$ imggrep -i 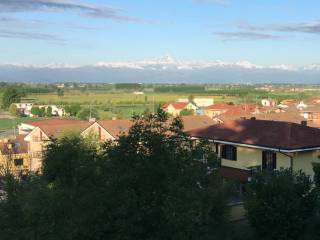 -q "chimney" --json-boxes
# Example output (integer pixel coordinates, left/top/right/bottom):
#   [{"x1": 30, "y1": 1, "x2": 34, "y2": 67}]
[{"x1": 301, "y1": 121, "x2": 307, "y2": 126}]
